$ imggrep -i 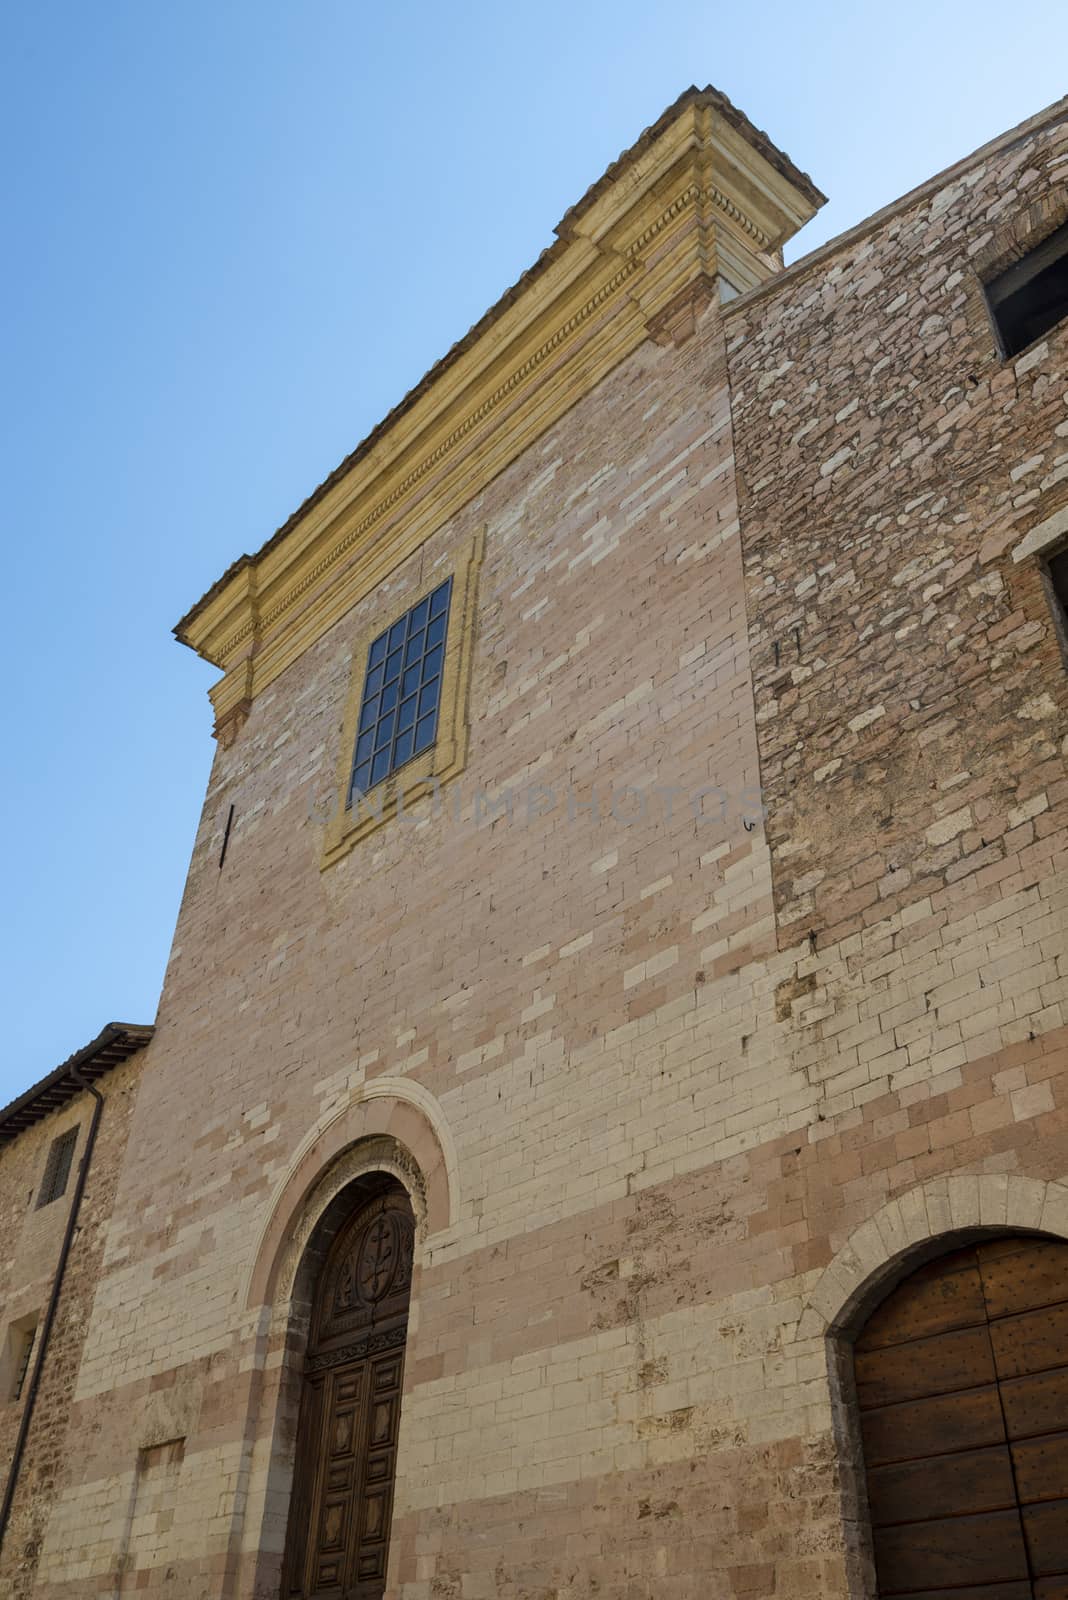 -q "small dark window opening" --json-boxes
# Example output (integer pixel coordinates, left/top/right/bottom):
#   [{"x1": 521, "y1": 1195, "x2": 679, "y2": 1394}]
[
  {"x1": 1049, "y1": 544, "x2": 1068, "y2": 611},
  {"x1": 348, "y1": 577, "x2": 452, "y2": 805},
  {"x1": 36, "y1": 1127, "x2": 78, "y2": 1209},
  {"x1": 986, "y1": 219, "x2": 1068, "y2": 358},
  {"x1": 11, "y1": 1323, "x2": 37, "y2": 1402},
  {"x1": 1044, "y1": 542, "x2": 1068, "y2": 662}
]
